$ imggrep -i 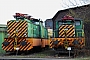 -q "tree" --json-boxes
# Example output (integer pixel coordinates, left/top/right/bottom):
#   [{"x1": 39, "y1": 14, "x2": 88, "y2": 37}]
[{"x1": 61, "y1": 0, "x2": 89, "y2": 8}]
